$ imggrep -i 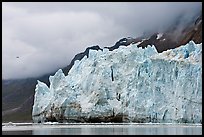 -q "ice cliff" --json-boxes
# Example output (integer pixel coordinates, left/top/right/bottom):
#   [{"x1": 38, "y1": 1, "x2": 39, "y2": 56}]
[{"x1": 32, "y1": 41, "x2": 202, "y2": 123}]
